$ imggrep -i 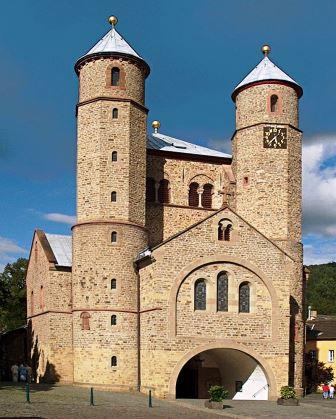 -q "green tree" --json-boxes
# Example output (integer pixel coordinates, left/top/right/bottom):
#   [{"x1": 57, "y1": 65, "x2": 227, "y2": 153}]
[
  {"x1": 306, "y1": 262, "x2": 336, "y2": 315},
  {"x1": 0, "y1": 258, "x2": 28, "y2": 332}
]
